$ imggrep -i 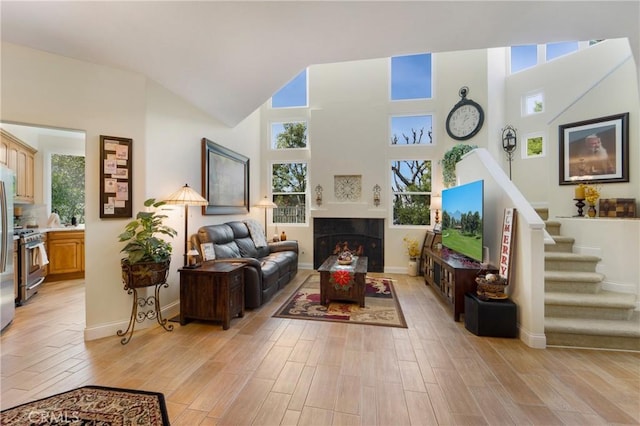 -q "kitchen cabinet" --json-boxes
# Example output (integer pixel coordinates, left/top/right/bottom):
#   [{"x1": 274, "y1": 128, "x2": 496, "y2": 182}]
[
  {"x1": 0, "y1": 129, "x2": 37, "y2": 203},
  {"x1": 46, "y1": 230, "x2": 84, "y2": 281}
]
